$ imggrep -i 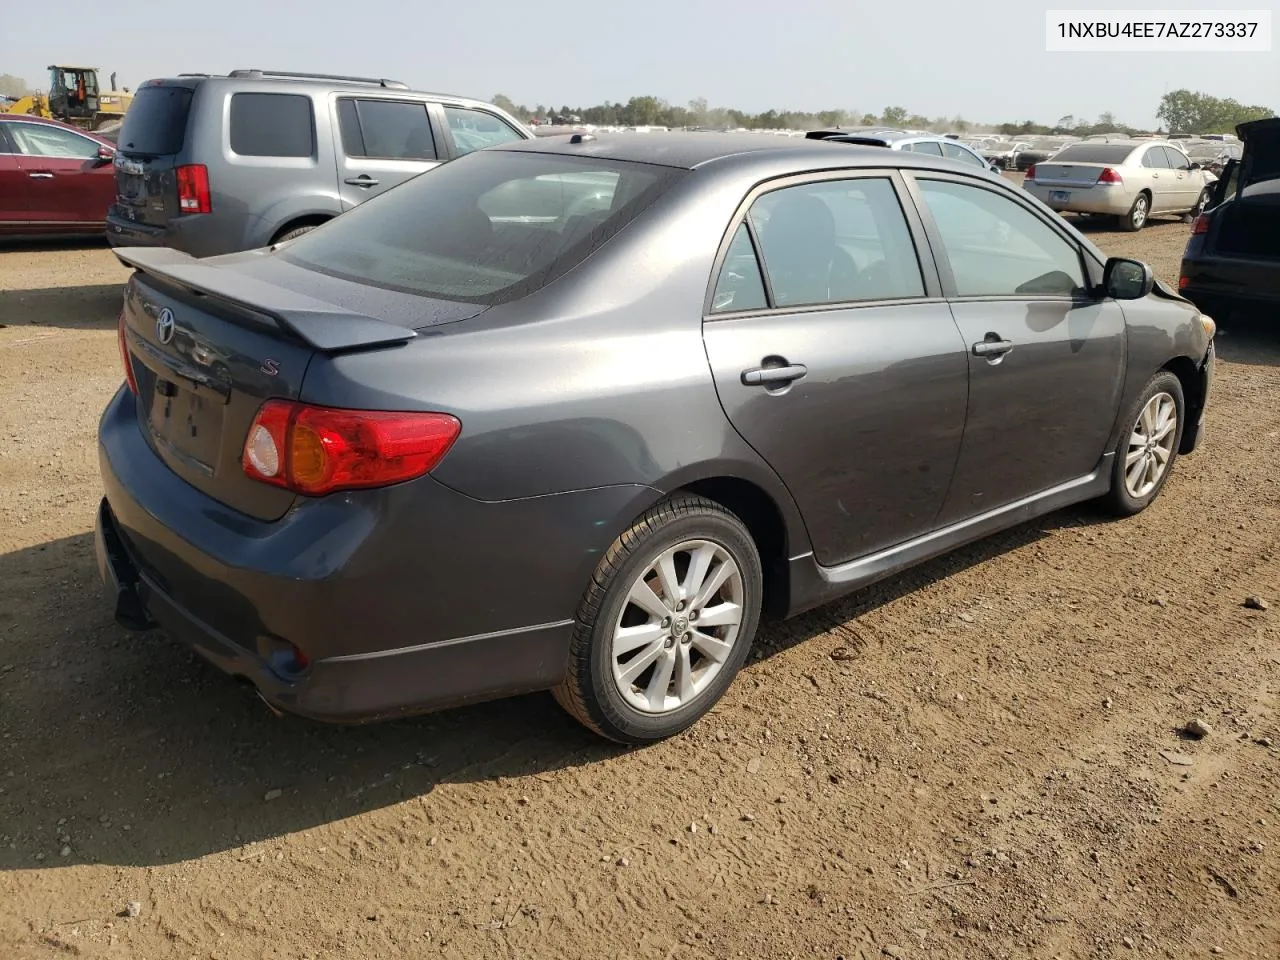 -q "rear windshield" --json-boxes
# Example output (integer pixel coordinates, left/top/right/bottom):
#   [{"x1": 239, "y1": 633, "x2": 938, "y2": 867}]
[
  {"x1": 281, "y1": 151, "x2": 684, "y2": 305},
  {"x1": 117, "y1": 84, "x2": 193, "y2": 155},
  {"x1": 1050, "y1": 144, "x2": 1134, "y2": 164}
]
